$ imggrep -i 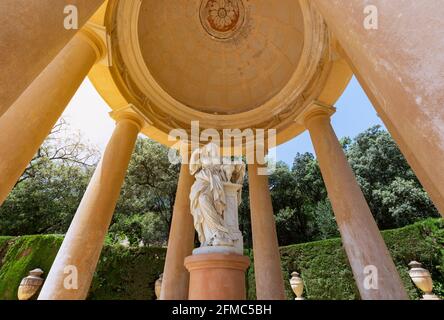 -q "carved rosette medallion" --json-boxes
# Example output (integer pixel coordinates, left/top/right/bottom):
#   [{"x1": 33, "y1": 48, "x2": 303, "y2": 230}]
[{"x1": 200, "y1": 0, "x2": 245, "y2": 40}]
